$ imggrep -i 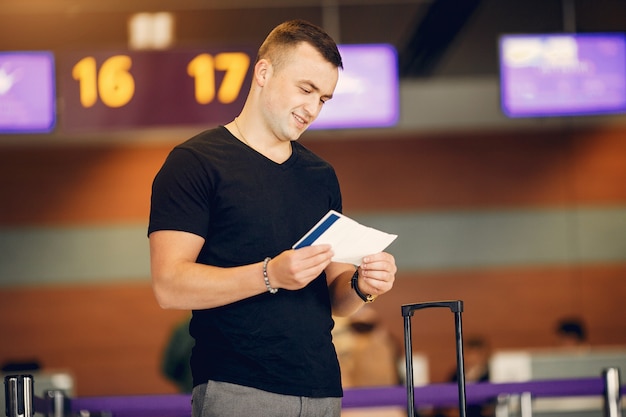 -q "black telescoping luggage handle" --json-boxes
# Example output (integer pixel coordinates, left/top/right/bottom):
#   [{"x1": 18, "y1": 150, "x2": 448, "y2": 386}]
[{"x1": 402, "y1": 300, "x2": 467, "y2": 417}]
